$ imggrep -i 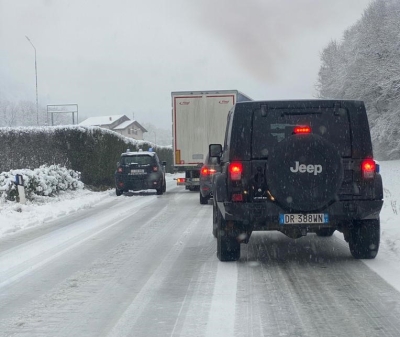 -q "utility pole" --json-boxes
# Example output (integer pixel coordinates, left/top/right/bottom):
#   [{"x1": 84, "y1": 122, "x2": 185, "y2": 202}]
[{"x1": 25, "y1": 36, "x2": 39, "y2": 125}]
